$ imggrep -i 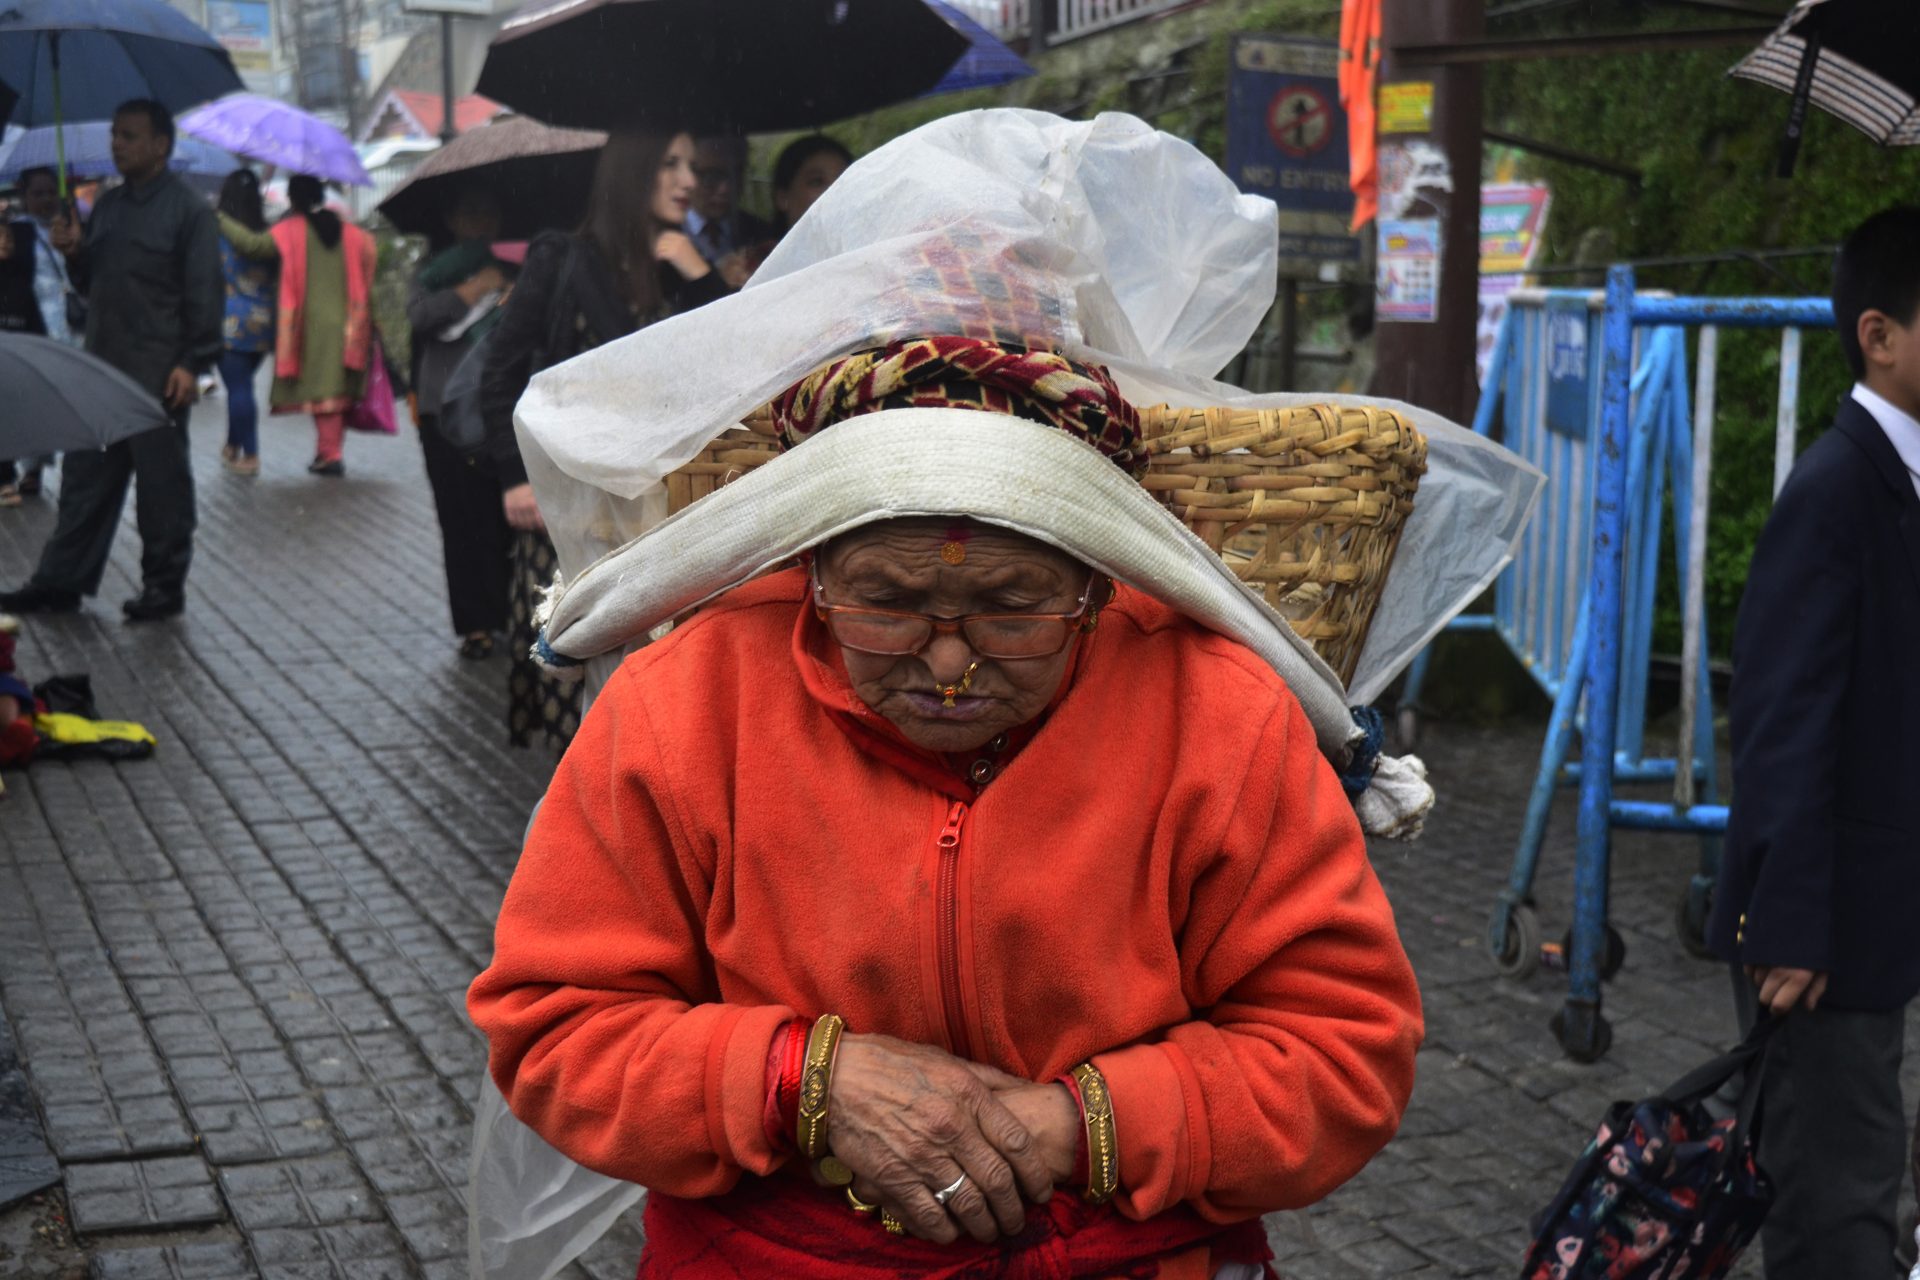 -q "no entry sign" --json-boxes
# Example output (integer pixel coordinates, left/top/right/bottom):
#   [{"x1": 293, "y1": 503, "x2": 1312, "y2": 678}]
[
  {"x1": 1268, "y1": 85, "x2": 1333, "y2": 157},
  {"x1": 1228, "y1": 34, "x2": 1357, "y2": 271}
]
